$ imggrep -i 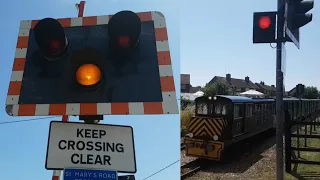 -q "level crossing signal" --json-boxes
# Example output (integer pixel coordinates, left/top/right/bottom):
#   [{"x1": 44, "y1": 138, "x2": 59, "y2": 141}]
[
  {"x1": 252, "y1": 11, "x2": 277, "y2": 43},
  {"x1": 6, "y1": 11, "x2": 178, "y2": 117},
  {"x1": 286, "y1": 0, "x2": 314, "y2": 44}
]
